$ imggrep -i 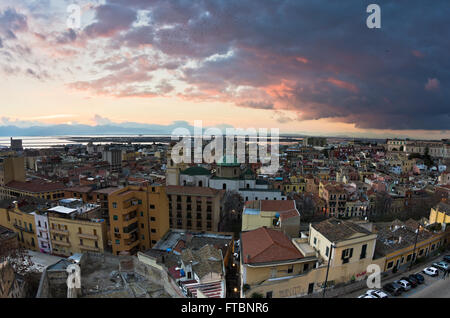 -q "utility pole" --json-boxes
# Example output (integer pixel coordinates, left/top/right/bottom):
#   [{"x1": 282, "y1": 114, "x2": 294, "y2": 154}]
[
  {"x1": 323, "y1": 243, "x2": 334, "y2": 298},
  {"x1": 409, "y1": 223, "x2": 420, "y2": 271}
]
